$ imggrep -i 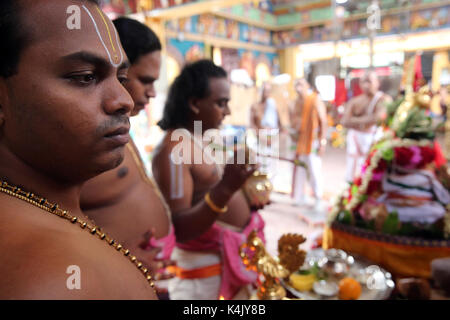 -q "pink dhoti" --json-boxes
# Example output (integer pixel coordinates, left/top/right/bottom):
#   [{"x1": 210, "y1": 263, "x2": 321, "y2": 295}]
[{"x1": 168, "y1": 212, "x2": 265, "y2": 300}]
